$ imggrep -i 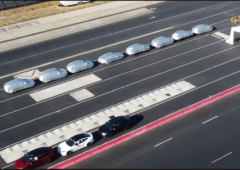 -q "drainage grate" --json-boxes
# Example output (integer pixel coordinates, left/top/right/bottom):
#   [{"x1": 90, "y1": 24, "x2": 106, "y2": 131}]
[{"x1": 0, "y1": 20, "x2": 40, "y2": 34}]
